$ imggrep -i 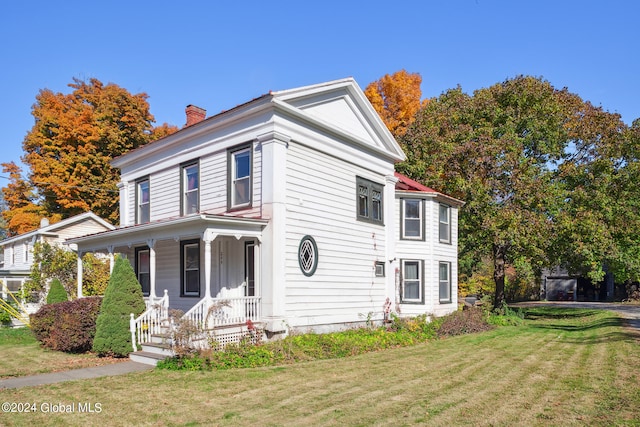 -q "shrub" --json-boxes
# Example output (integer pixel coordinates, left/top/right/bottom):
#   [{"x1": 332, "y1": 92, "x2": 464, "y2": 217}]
[
  {"x1": 159, "y1": 314, "x2": 446, "y2": 371},
  {"x1": 46, "y1": 278, "x2": 68, "y2": 304},
  {"x1": 436, "y1": 308, "x2": 494, "y2": 338},
  {"x1": 92, "y1": 256, "x2": 147, "y2": 357},
  {"x1": 488, "y1": 303, "x2": 525, "y2": 326},
  {"x1": 30, "y1": 297, "x2": 102, "y2": 352},
  {"x1": 0, "y1": 303, "x2": 13, "y2": 326}
]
